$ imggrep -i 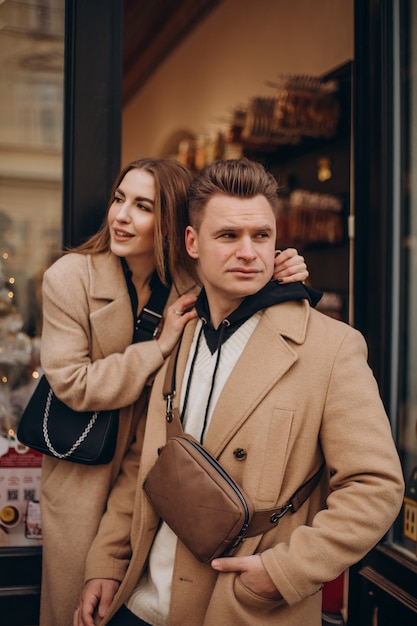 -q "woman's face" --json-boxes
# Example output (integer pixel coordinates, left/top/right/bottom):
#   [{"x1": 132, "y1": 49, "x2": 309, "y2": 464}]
[{"x1": 108, "y1": 168, "x2": 156, "y2": 269}]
